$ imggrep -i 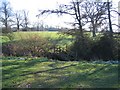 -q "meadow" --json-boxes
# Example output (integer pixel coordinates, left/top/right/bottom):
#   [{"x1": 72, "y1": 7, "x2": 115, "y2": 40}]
[
  {"x1": 1, "y1": 31, "x2": 74, "y2": 48},
  {"x1": 2, "y1": 56, "x2": 119, "y2": 88}
]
